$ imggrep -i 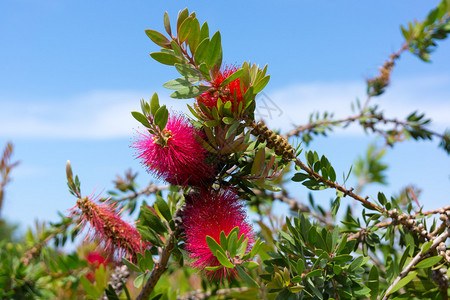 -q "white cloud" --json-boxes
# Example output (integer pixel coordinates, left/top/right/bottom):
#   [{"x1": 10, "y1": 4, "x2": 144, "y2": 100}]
[
  {"x1": 0, "y1": 90, "x2": 190, "y2": 139},
  {"x1": 1, "y1": 74, "x2": 449, "y2": 139}
]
